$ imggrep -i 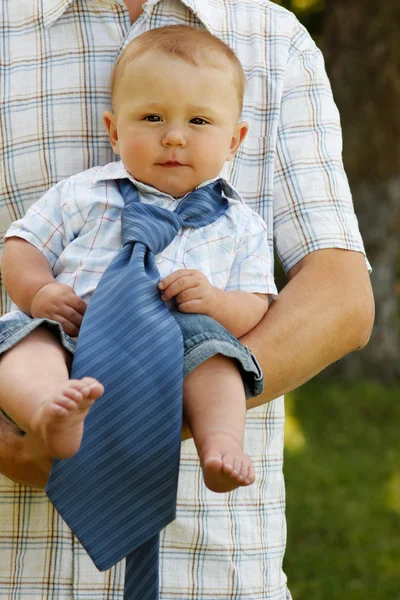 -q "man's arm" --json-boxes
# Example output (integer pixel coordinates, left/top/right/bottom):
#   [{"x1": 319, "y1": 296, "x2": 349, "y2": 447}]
[{"x1": 244, "y1": 248, "x2": 374, "y2": 409}]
